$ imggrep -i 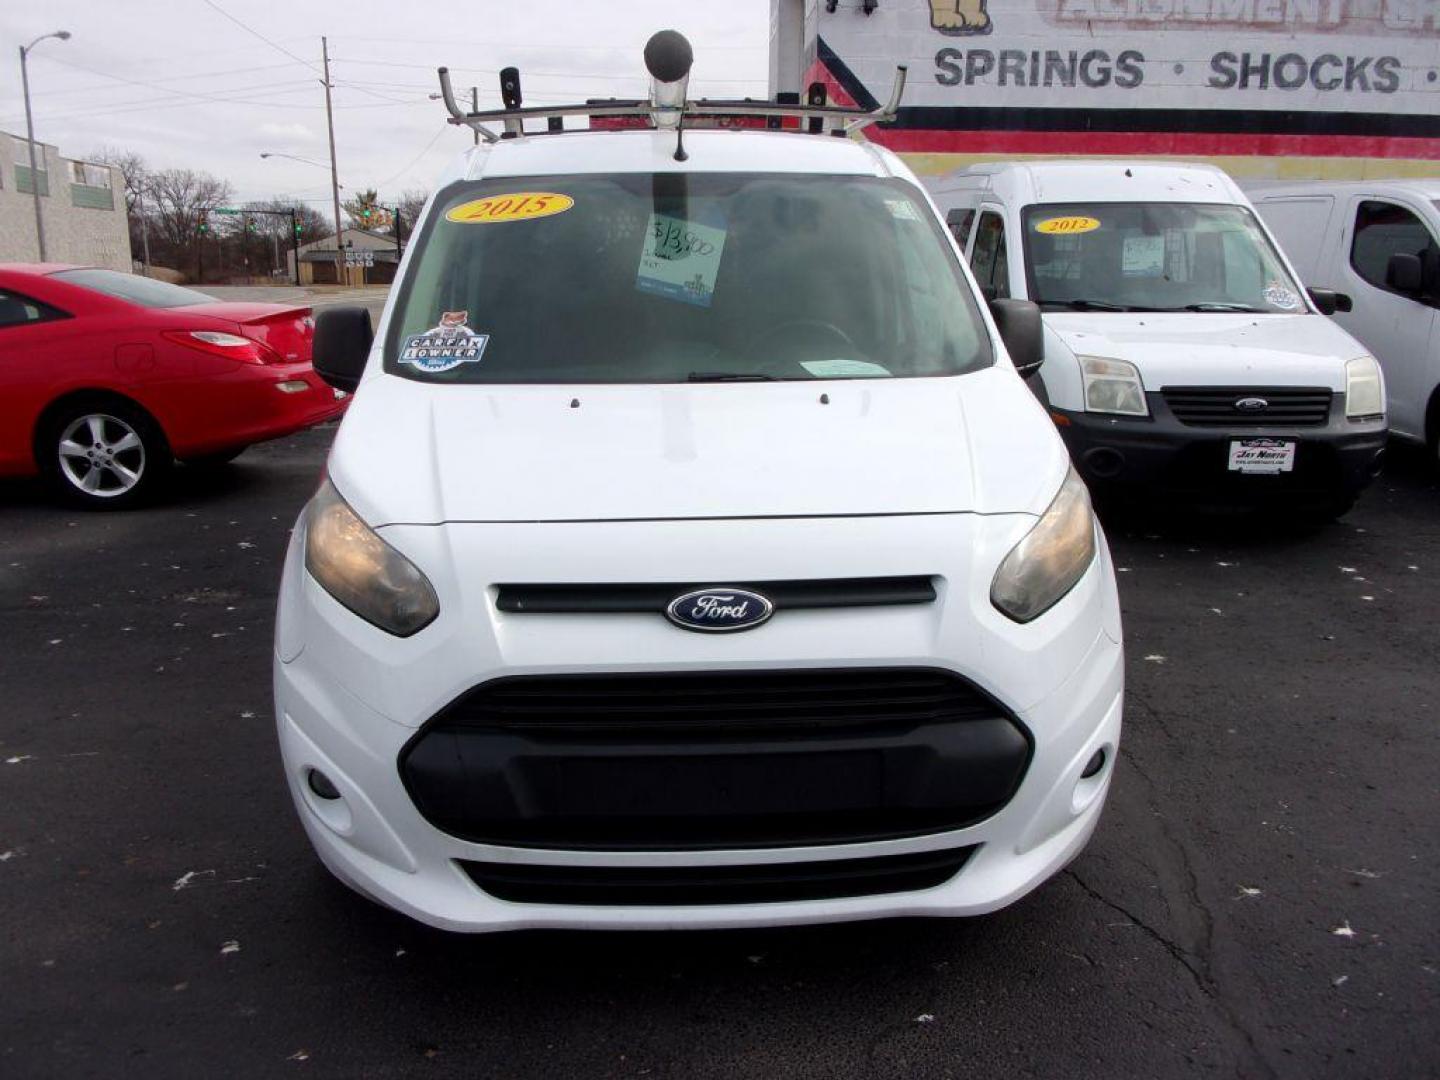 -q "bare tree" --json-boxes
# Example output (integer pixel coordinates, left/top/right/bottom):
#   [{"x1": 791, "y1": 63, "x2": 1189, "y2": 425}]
[
  {"x1": 147, "y1": 169, "x2": 233, "y2": 249},
  {"x1": 397, "y1": 188, "x2": 429, "y2": 233}
]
